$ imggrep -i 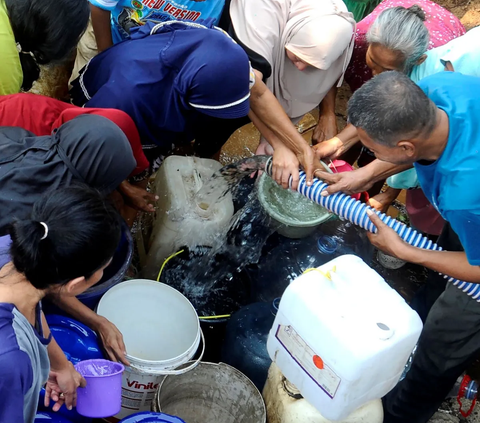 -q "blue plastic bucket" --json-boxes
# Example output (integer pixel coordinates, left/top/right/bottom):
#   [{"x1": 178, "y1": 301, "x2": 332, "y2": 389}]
[
  {"x1": 34, "y1": 411, "x2": 74, "y2": 423},
  {"x1": 119, "y1": 411, "x2": 186, "y2": 422},
  {"x1": 38, "y1": 315, "x2": 103, "y2": 423},
  {"x1": 45, "y1": 315, "x2": 104, "y2": 364}
]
